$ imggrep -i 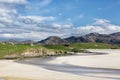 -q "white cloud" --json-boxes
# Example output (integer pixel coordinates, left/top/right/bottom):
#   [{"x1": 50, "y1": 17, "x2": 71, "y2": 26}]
[
  {"x1": 93, "y1": 18, "x2": 110, "y2": 25},
  {"x1": 18, "y1": 16, "x2": 55, "y2": 23},
  {"x1": 52, "y1": 23, "x2": 72, "y2": 29},
  {"x1": 0, "y1": 4, "x2": 18, "y2": 26},
  {"x1": 1, "y1": 15, "x2": 120, "y2": 40},
  {"x1": 0, "y1": 0, "x2": 28, "y2": 4},
  {"x1": 0, "y1": 0, "x2": 57, "y2": 40},
  {"x1": 64, "y1": 24, "x2": 72, "y2": 28},
  {"x1": 75, "y1": 19, "x2": 120, "y2": 35},
  {"x1": 2, "y1": 34, "x2": 12, "y2": 38},
  {"x1": 0, "y1": 0, "x2": 120, "y2": 41}
]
